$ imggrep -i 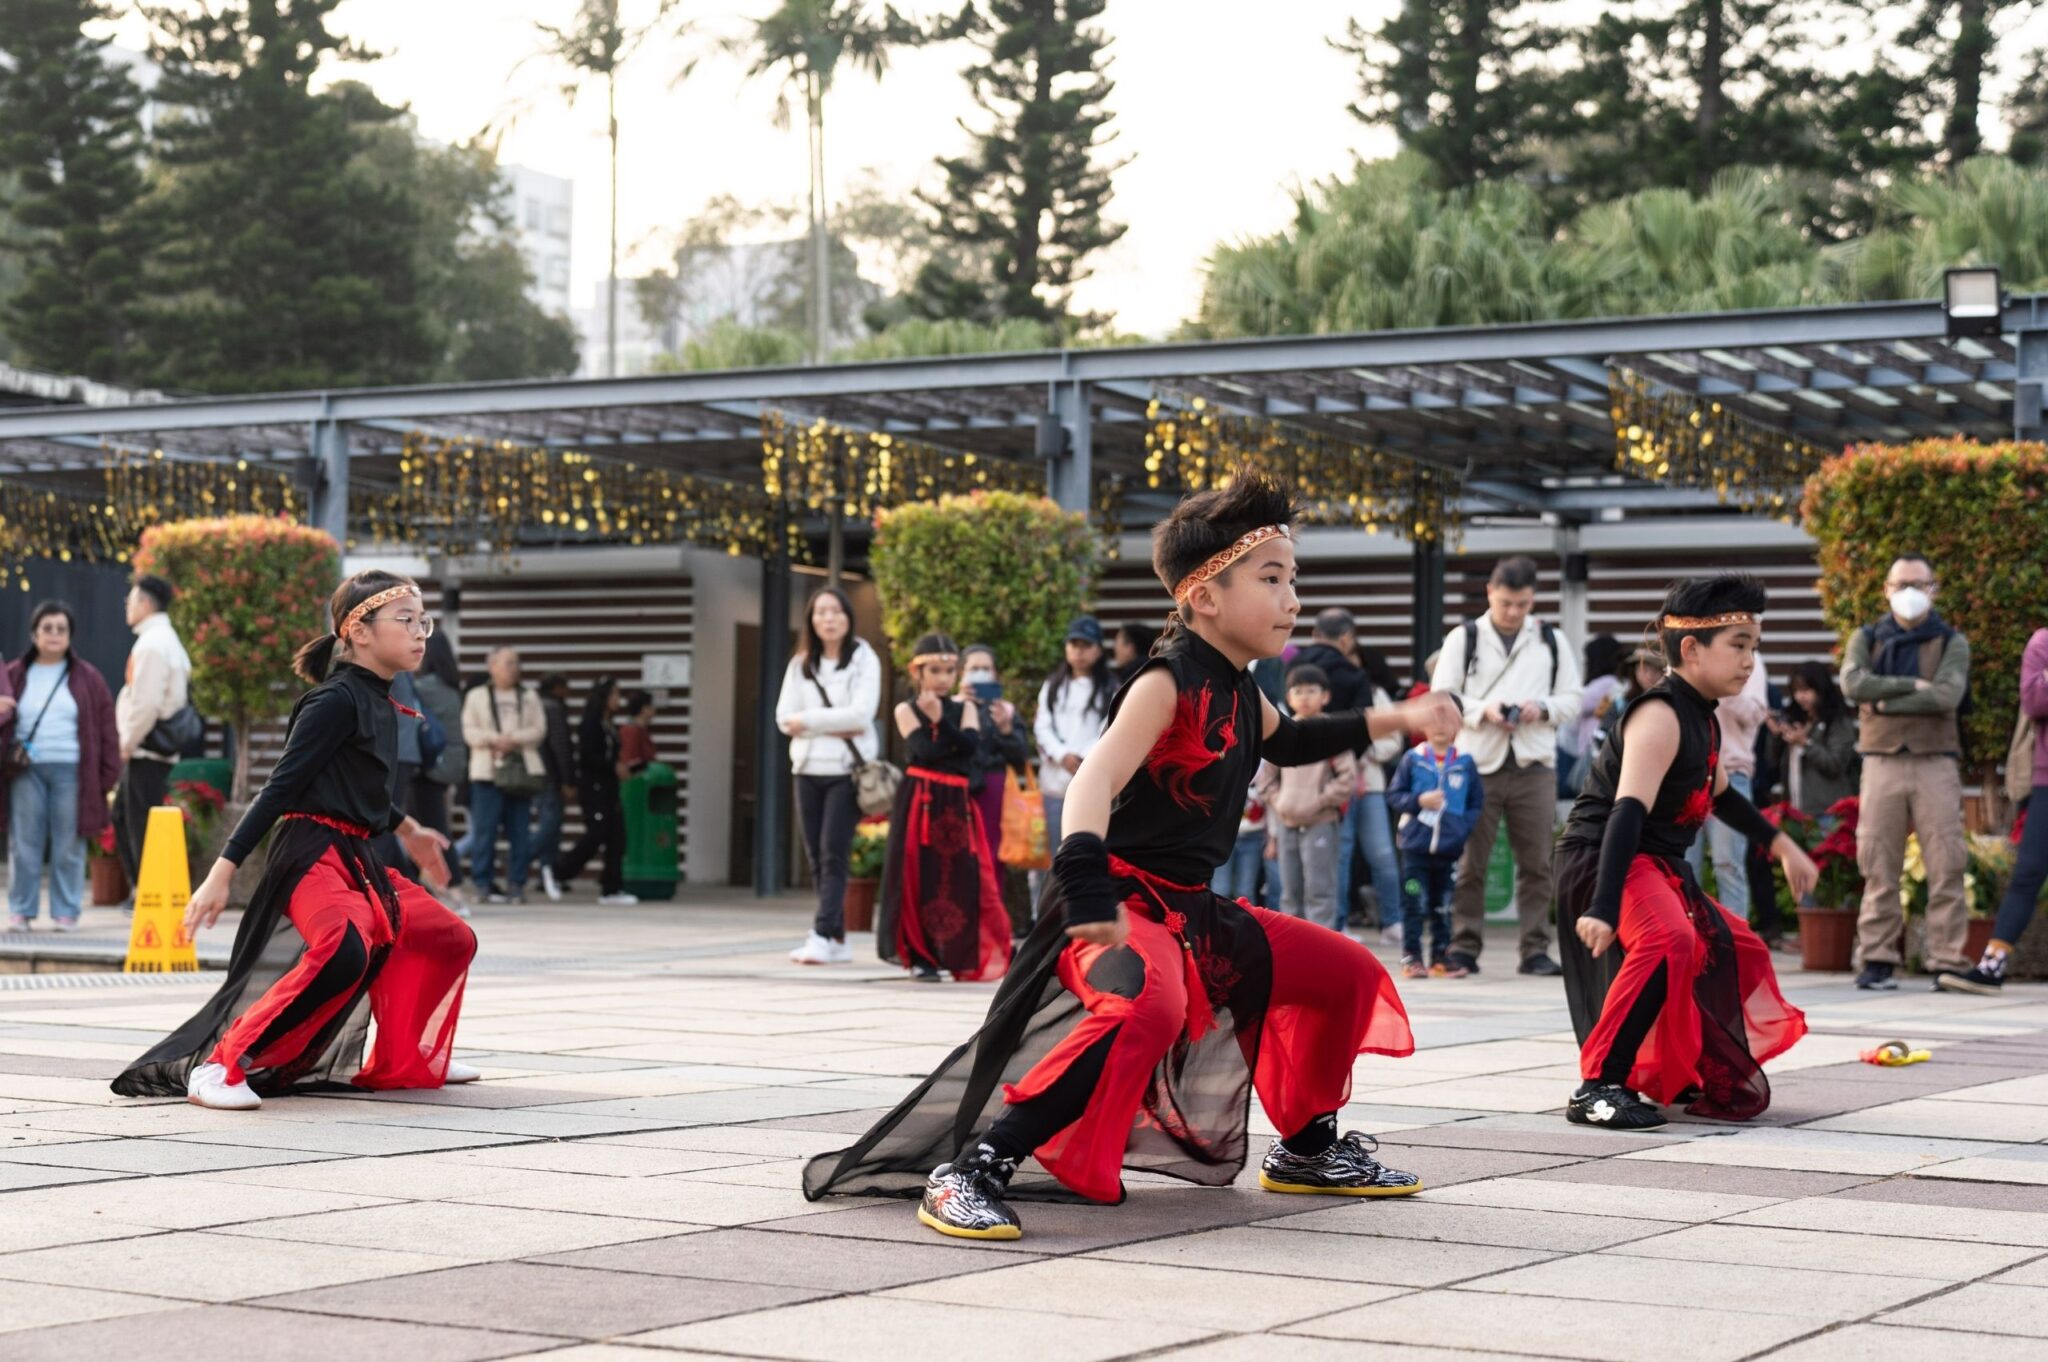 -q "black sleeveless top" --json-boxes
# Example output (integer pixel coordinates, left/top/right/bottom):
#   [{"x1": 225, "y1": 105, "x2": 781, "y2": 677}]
[
  {"x1": 1105, "y1": 630, "x2": 1264, "y2": 886},
  {"x1": 1559, "y1": 672, "x2": 1720, "y2": 861},
  {"x1": 904, "y1": 697, "x2": 977, "y2": 779}
]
